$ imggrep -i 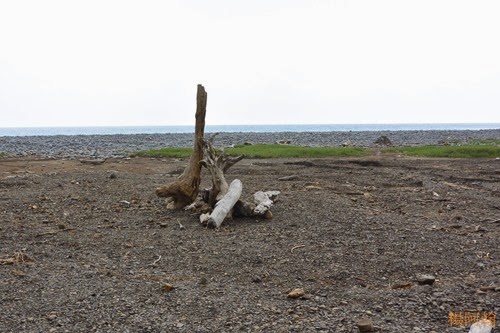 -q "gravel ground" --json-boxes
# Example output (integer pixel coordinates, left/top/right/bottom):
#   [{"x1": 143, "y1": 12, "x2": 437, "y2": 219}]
[
  {"x1": 0, "y1": 155, "x2": 499, "y2": 332},
  {"x1": 0, "y1": 129, "x2": 499, "y2": 158}
]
